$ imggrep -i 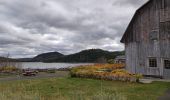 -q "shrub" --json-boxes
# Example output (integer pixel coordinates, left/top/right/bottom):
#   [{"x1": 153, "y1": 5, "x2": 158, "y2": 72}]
[
  {"x1": 107, "y1": 59, "x2": 115, "y2": 64},
  {"x1": 134, "y1": 74, "x2": 143, "y2": 83},
  {"x1": 46, "y1": 69, "x2": 56, "y2": 73},
  {"x1": 70, "y1": 64, "x2": 142, "y2": 82},
  {"x1": 0, "y1": 66, "x2": 19, "y2": 72}
]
